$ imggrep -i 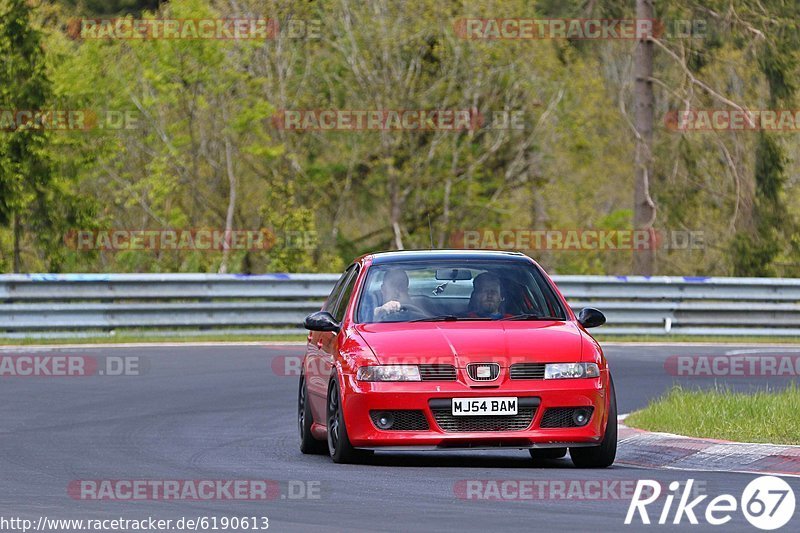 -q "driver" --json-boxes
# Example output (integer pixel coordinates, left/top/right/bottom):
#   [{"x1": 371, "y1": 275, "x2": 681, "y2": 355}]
[{"x1": 373, "y1": 269, "x2": 412, "y2": 321}]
